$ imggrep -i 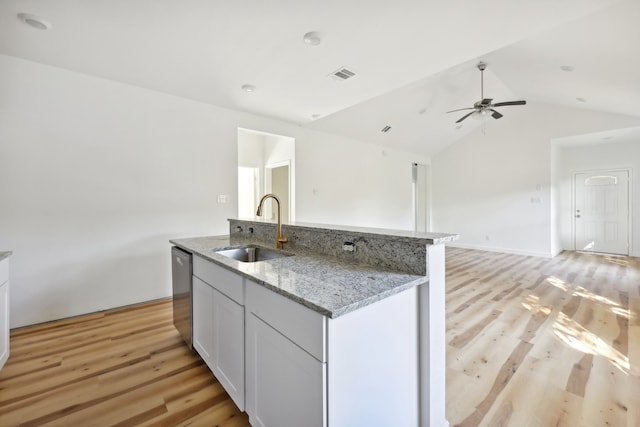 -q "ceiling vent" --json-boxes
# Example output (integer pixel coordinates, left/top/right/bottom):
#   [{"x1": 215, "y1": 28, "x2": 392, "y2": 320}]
[
  {"x1": 329, "y1": 67, "x2": 356, "y2": 81},
  {"x1": 381, "y1": 125, "x2": 392, "y2": 133}
]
